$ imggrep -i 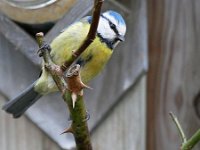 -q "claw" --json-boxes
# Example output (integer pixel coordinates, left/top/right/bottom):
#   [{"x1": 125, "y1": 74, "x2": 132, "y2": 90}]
[{"x1": 37, "y1": 43, "x2": 51, "y2": 57}]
